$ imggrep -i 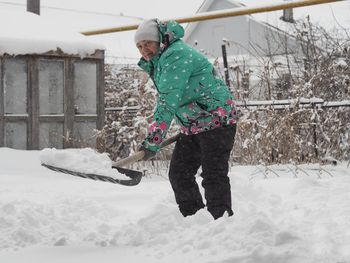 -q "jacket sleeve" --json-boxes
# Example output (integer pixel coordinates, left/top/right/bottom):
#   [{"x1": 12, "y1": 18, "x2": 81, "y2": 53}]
[{"x1": 142, "y1": 47, "x2": 193, "y2": 152}]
